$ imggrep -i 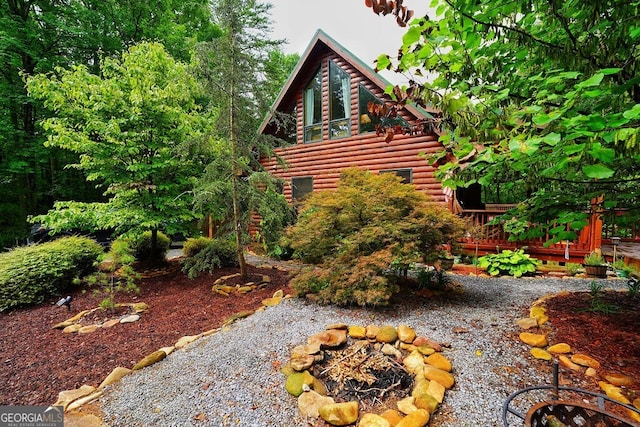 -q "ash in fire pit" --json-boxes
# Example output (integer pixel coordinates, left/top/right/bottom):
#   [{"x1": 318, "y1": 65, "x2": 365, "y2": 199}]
[{"x1": 315, "y1": 340, "x2": 414, "y2": 407}]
